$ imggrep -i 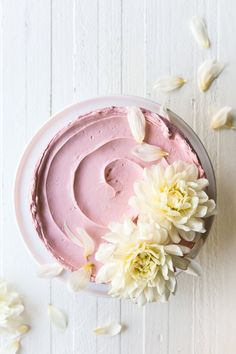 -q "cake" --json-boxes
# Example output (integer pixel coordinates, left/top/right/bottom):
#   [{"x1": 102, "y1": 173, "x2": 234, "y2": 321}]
[{"x1": 30, "y1": 106, "x2": 215, "y2": 304}]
